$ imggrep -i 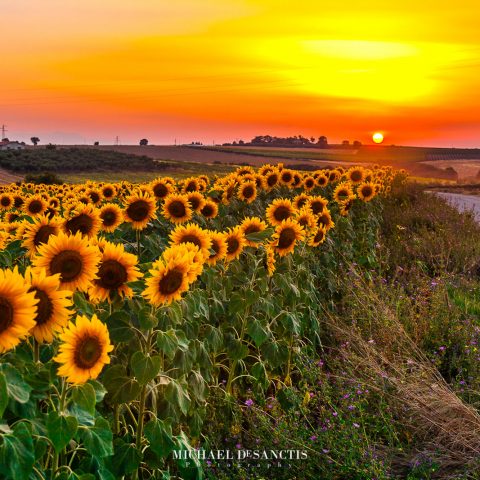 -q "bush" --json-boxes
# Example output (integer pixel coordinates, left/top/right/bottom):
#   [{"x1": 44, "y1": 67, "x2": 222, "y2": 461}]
[{"x1": 24, "y1": 172, "x2": 64, "y2": 185}]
